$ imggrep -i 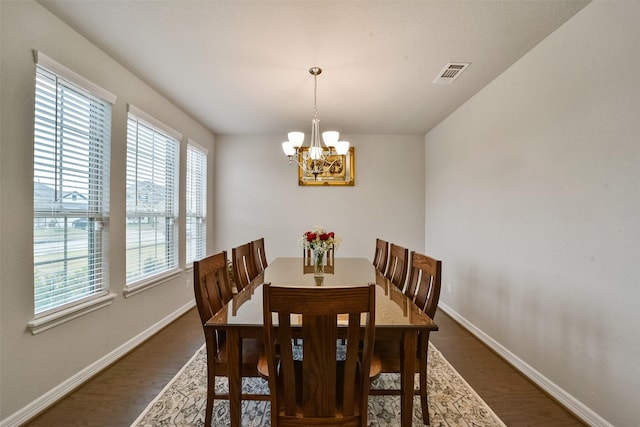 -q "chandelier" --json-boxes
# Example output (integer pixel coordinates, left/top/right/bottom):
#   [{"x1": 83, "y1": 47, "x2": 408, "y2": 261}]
[{"x1": 282, "y1": 67, "x2": 349, "y2": 179}]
